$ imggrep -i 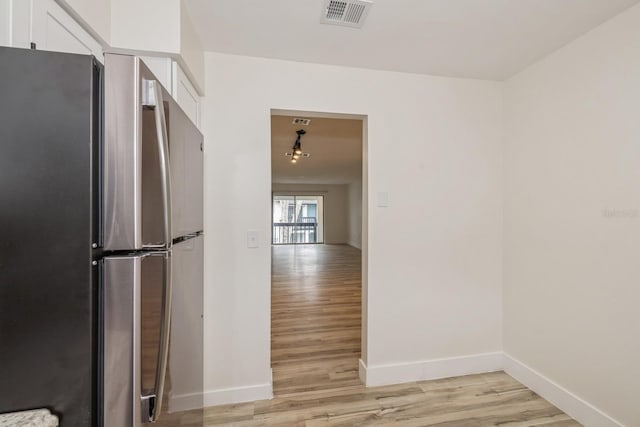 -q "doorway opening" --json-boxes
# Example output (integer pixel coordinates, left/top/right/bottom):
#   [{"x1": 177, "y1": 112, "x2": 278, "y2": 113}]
[
  {"x1": 270, "y1": 110, "x2": 367, "y2": 396},
  {"x1": 272, "y1": 194, "x2": 324, "y2": 244}
]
